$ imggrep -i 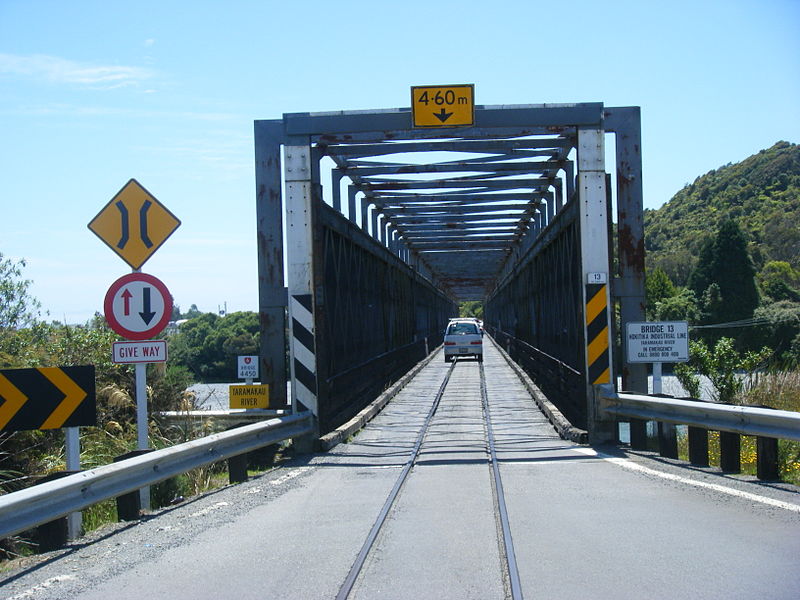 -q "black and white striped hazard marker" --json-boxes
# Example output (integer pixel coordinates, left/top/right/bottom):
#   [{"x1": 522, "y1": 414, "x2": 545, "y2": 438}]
[{"x1": 290, "y1": 294, "x2": 317, "y2": 413}]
